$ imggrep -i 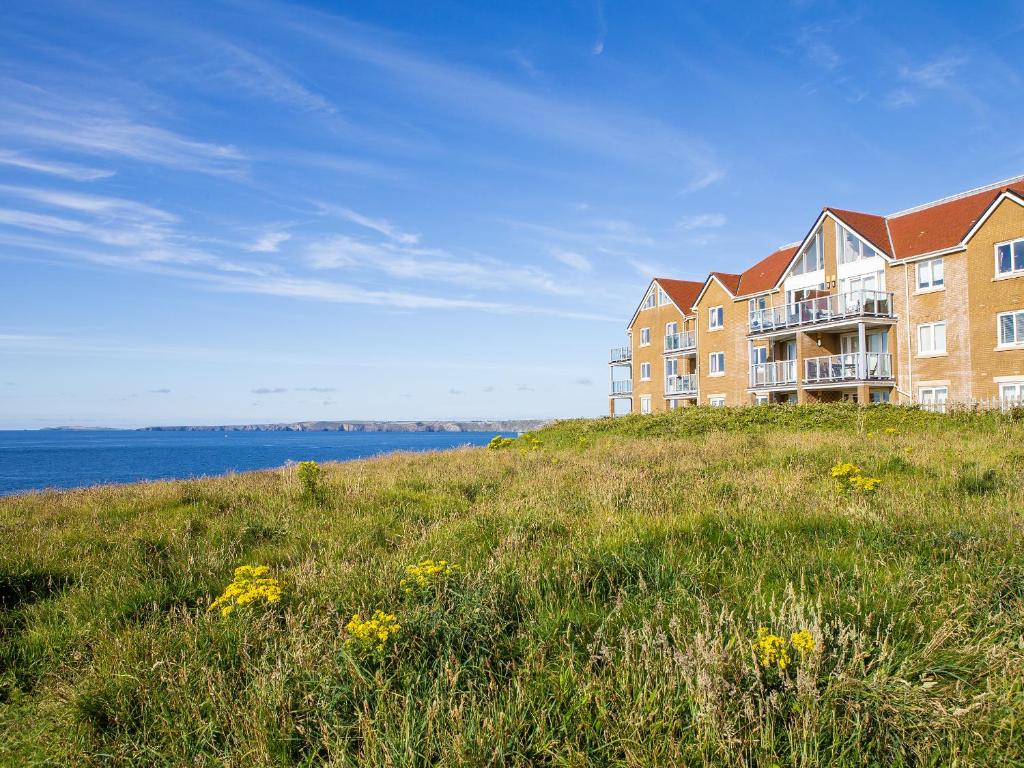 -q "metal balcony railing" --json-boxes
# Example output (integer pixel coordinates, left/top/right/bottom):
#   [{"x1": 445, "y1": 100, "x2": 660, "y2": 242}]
[
  {"x1": 665, "y1": 373, "x2": 697, "y2": 395},
  {"x1": 749, "y1": 290, "x2": 894, "y2": 334},
  {"x1": 664, "y1": 331, "x2": 696, "y2": 353},
  {"x1": 803, "y1": 352, "x2": 893, "y2": 384},
  {"x1": 610, "y1": 380, "x2": 633, "y2": 395},
  {"x1": 749, "y1": 360, "x2": 797, "y2": 388},
  {"x1": 610, "y1": 346, "x2": 632, "y2": 364}
]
